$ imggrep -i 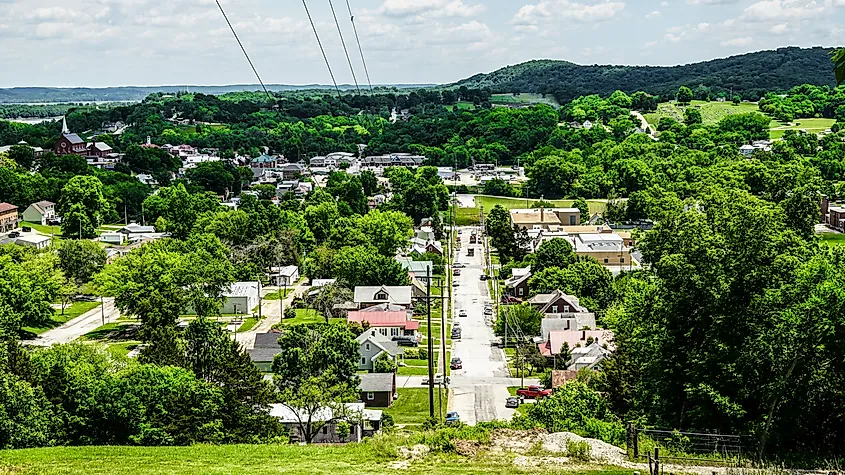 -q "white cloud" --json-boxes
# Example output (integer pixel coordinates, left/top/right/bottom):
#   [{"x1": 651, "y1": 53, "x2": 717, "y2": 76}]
[
  {"x1": 644, "y1": 40, "x2": 658, "y2": 47},
  {"x1": 646, "y1": 10, "x2": 662, "y2": 18},
  {"x1": 665, "y1": 32, "x2": 685, "y2": 42},
  {"x1": 769, "y1": 23, "x2": 789, "y2": 34},
  {"x1": 720, "y1": 36, "x2": 752, "y2": 46},
  {"x1": 512, "y1": 0, "x2": 625, "y2": 28},
  {"x1": 741, "y1": 0, "x2": 825, "y2": 22},
  {"x1": 380, "y1": 0, "x2": 486, "y2": 18},
  {"x1": 687, "y1": 0, "x2": 739, "y2": 4},
  {"x1": 697, "y1": 22, "x2": 710, "y2": 31}
]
